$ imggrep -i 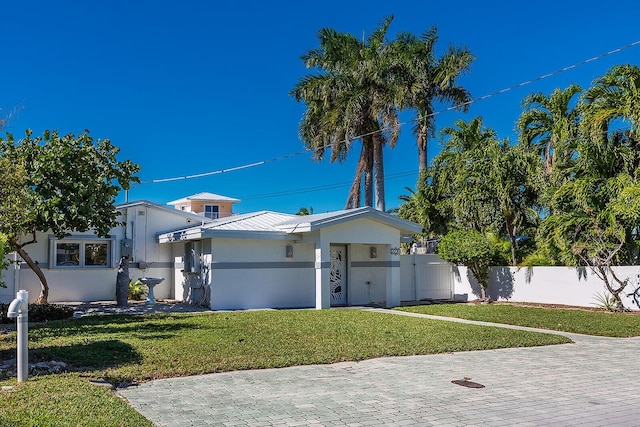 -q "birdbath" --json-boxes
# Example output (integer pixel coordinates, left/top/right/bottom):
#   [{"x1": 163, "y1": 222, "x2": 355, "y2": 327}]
[{"x1": 138, "y1": 277, "x2": 165, "y2": 305}]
